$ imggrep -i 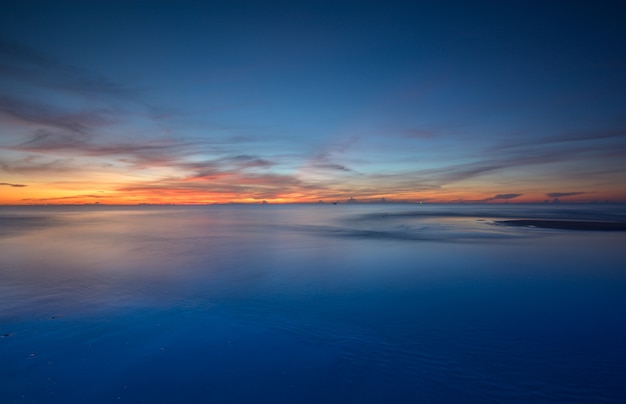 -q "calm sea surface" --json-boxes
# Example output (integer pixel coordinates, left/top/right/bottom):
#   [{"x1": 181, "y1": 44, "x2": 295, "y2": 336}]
[{"x1": 1, "y1": 204, "x2": 625, "y2": 403}]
